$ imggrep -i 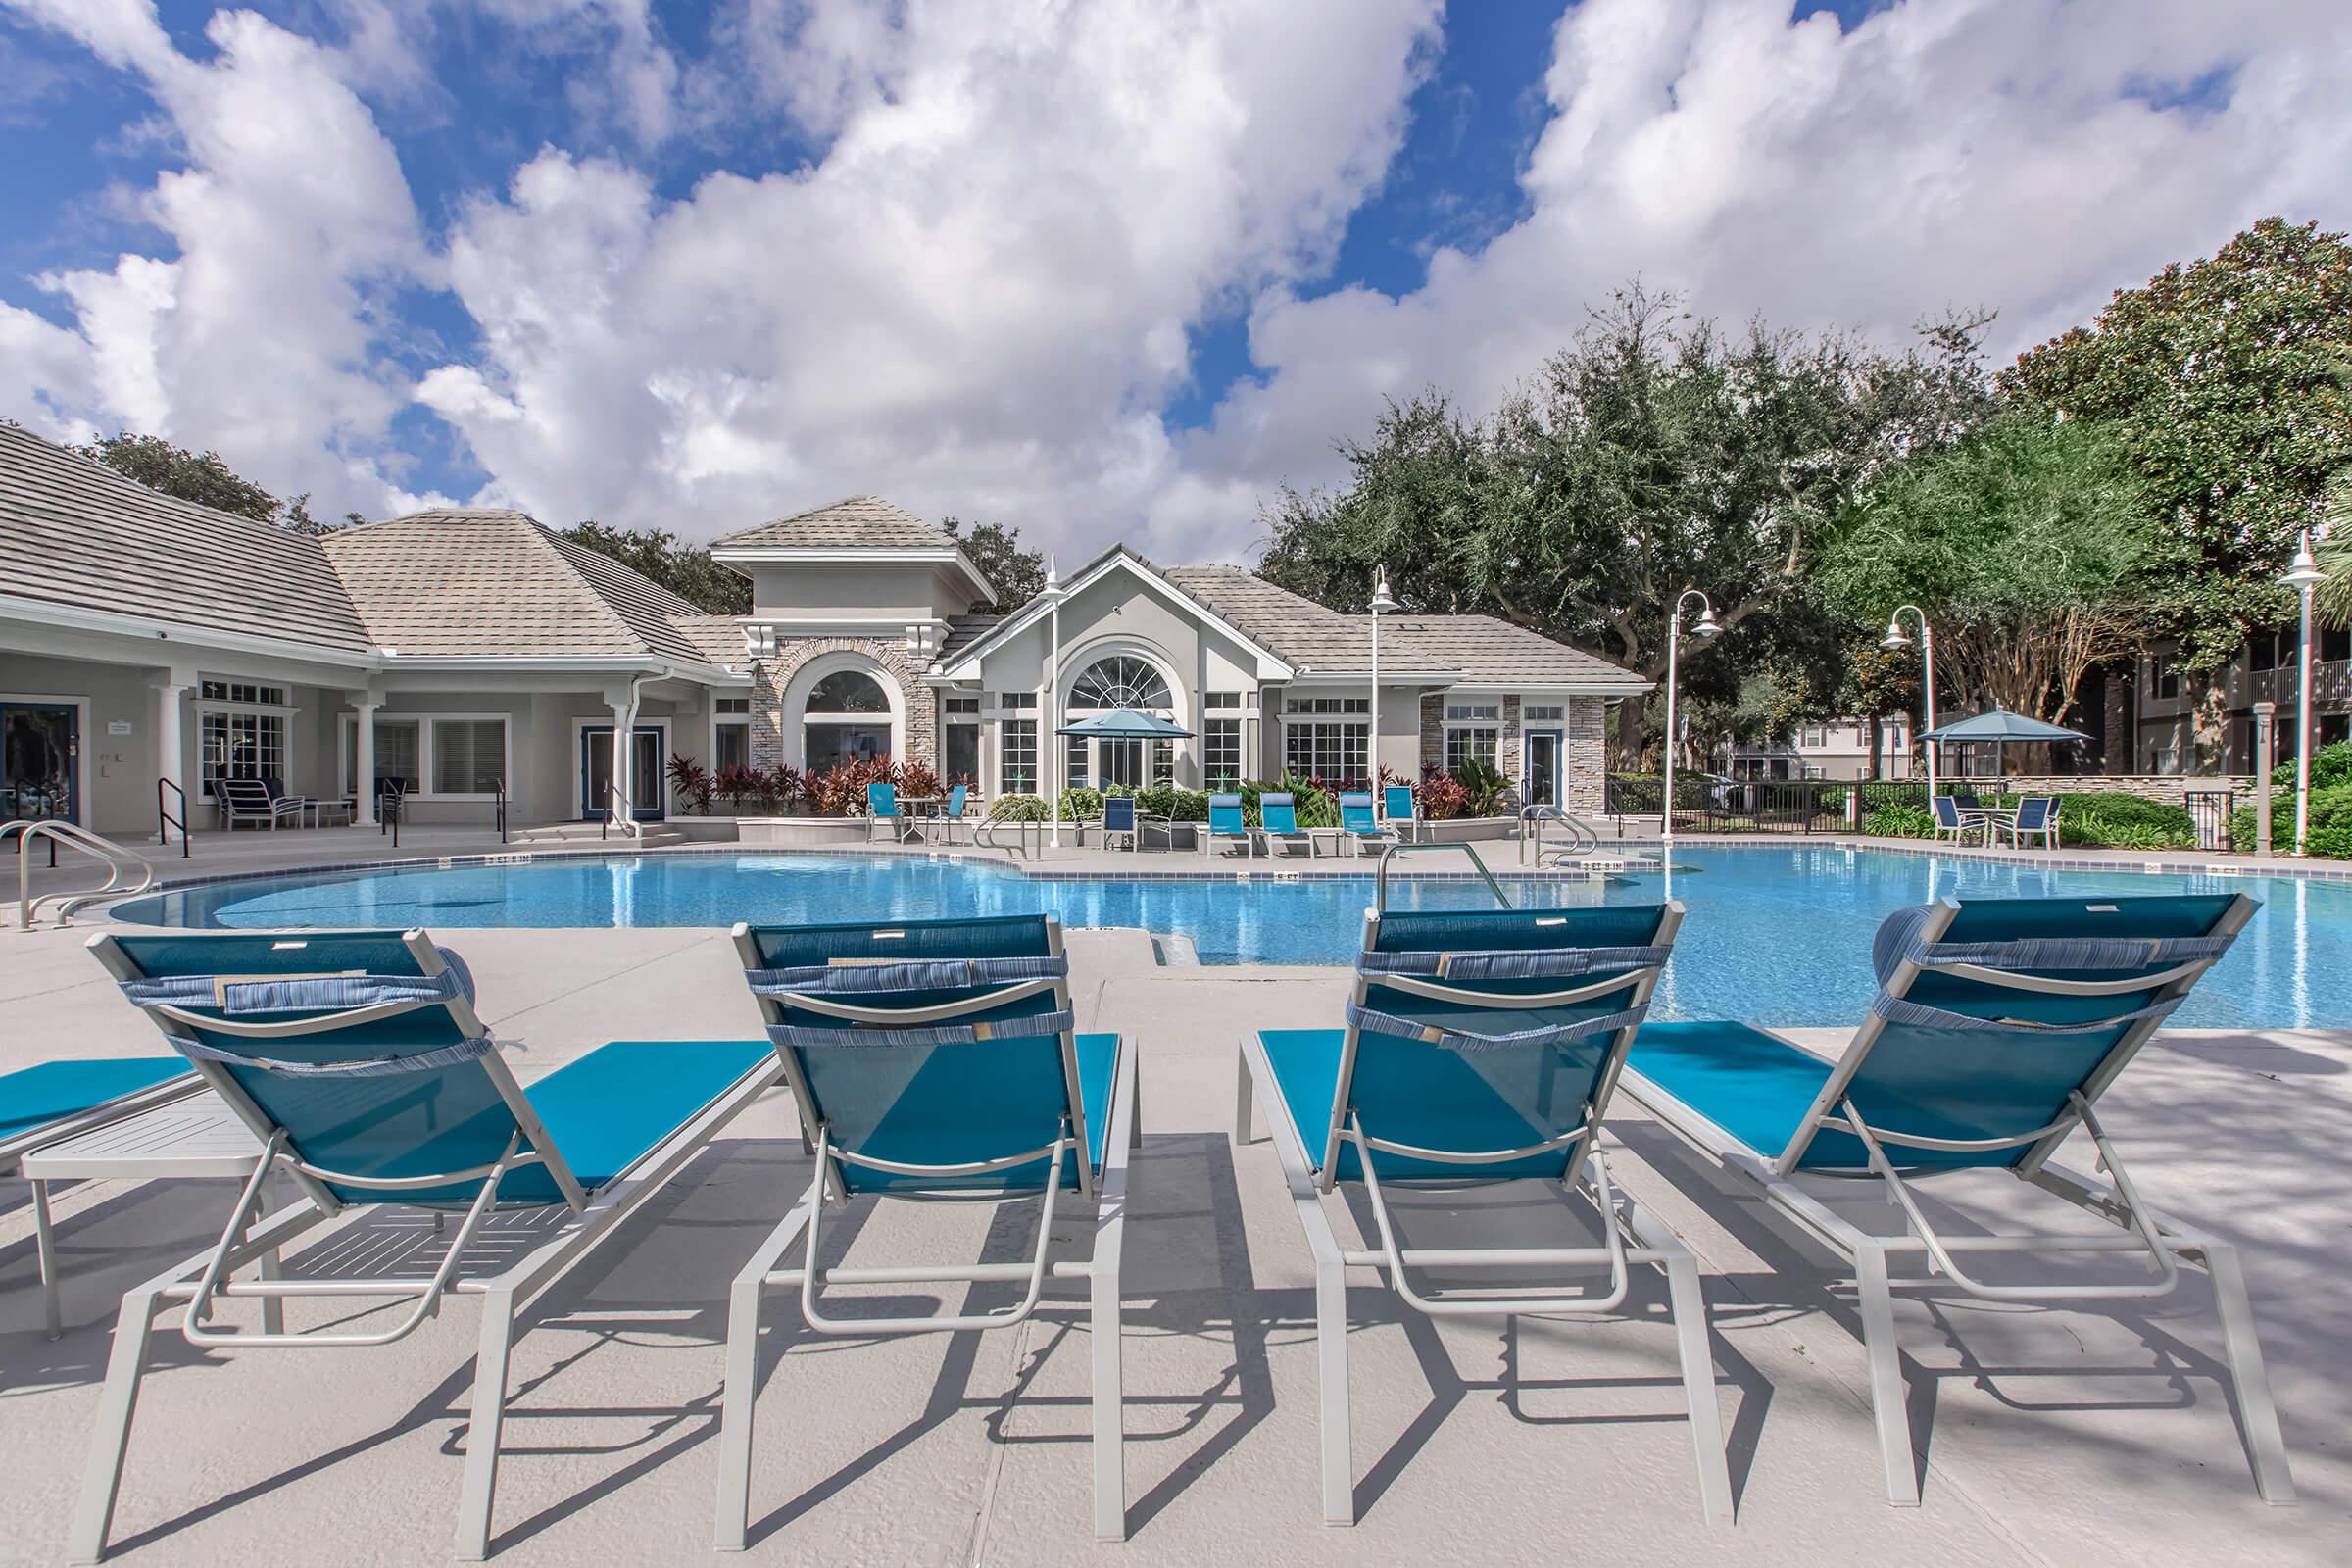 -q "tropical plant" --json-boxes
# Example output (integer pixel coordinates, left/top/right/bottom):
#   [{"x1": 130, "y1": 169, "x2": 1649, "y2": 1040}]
[
  {"x1": 666, "y1": 754, "x2": 714, "y2": 815},
  {"x1": 713, "y1": 761, "x2": 763, "y2": 813},
  {"x1": 1451, "y1": 756, "x2": 1511, "y2": 817},
  {"x1": 1414, "y1": 767, "x2": 1470, "y2": 821},
  {"x1": 897, "y1": 760, "x2": 944, "y2": 800}
]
